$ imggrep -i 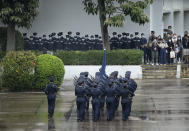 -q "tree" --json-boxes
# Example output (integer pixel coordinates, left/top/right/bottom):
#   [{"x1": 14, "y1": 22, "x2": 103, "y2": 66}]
[
  {"x1": 0, "y1": 0, "x2": 39, "y2": 51},
  {"x1": 82, "y1": 0, "x2": 153, "y2": 50}
]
